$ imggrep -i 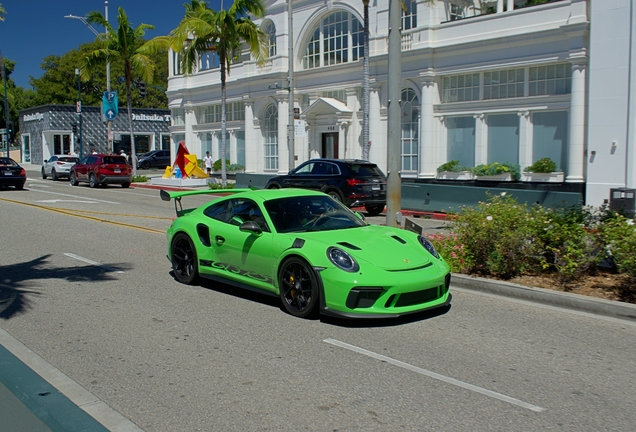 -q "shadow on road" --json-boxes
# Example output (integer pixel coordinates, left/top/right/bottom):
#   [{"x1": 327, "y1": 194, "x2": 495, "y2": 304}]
[{"x1": 0, "y1": 254, "x2": 130, "y2": 320}]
